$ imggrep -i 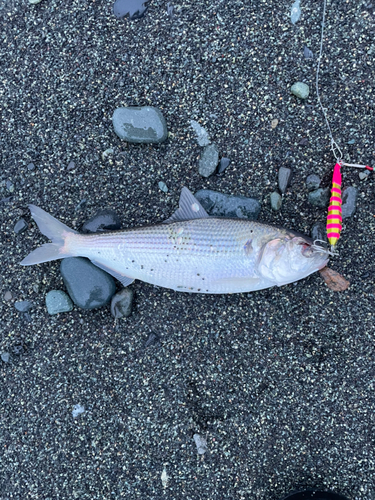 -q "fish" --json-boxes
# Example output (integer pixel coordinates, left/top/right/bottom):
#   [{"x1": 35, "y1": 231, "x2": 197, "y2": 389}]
[{"x1": 20, "y1": 187, "x2": 329, "y2": 294}]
